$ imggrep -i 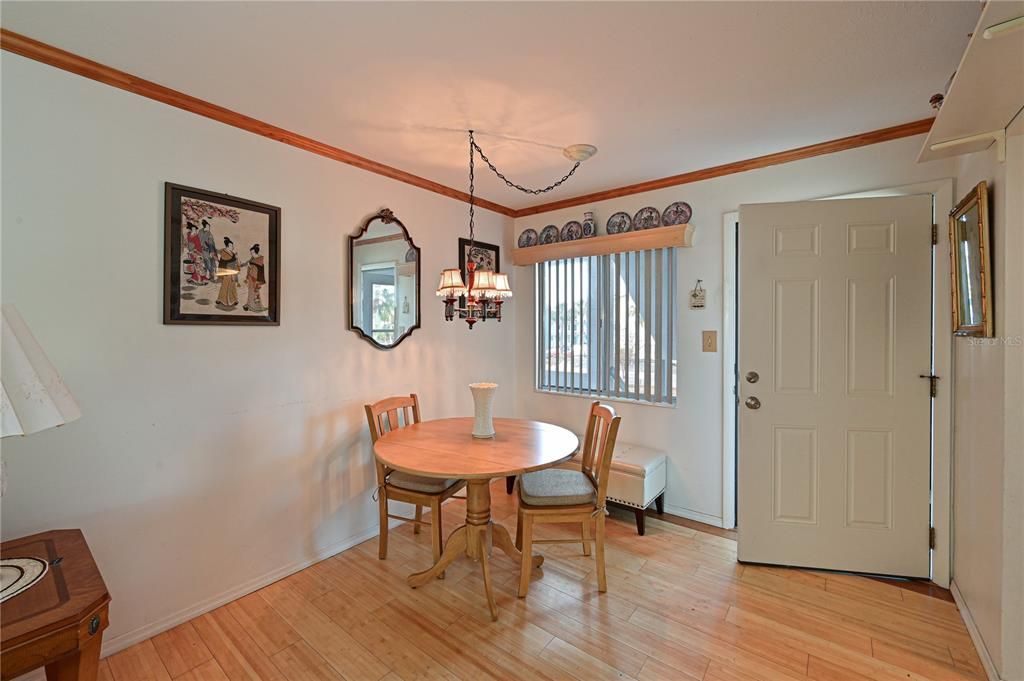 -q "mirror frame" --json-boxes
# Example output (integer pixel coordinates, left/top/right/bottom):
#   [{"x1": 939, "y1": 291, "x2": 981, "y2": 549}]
[
  {"x1": 948, "y1": 181, "x2": 993, "y2": 337},
  {"x1": 348, "y1": 207, "x2": 421, "y2": 349}
]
